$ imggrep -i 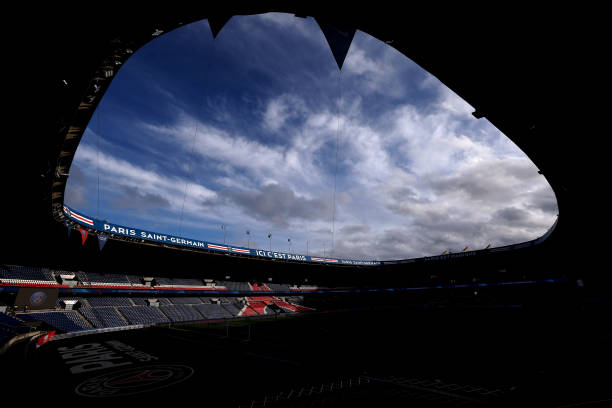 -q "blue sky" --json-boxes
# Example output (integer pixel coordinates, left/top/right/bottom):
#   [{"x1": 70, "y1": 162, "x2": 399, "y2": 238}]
[{"x1": 65, "y1": 13, "x2": 558, "y2": 260}]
